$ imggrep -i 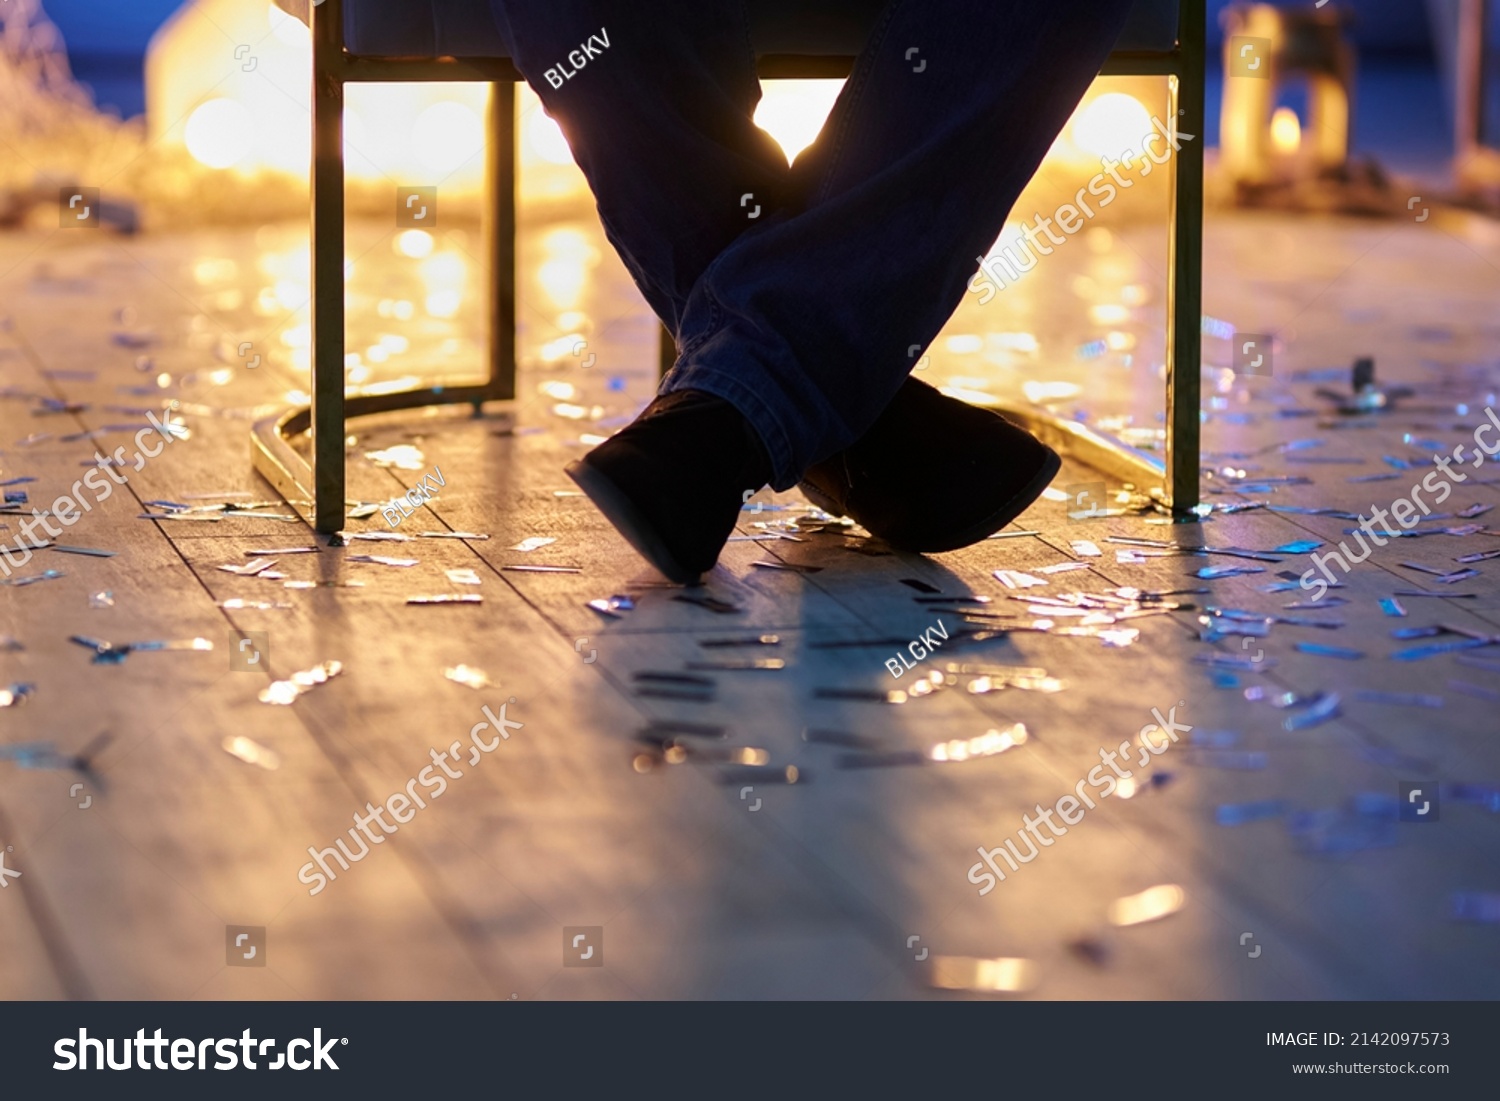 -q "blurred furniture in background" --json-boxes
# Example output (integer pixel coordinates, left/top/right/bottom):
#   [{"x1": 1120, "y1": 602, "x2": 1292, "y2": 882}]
[
  {"x1": 1219, "y1": 3, "x2": 1354, "y2": 189},
  {"x1": 1455, "y1": 0, "x2": 1500, "y2": 204}
]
